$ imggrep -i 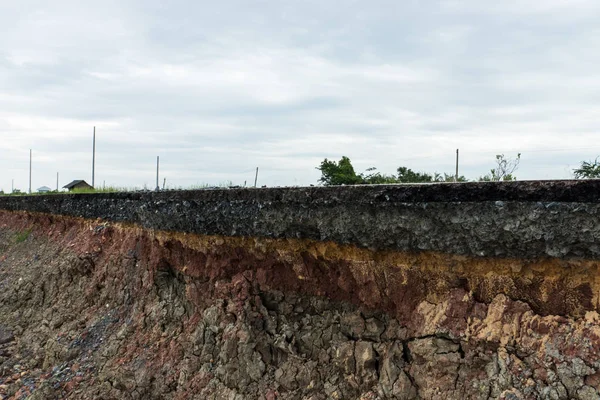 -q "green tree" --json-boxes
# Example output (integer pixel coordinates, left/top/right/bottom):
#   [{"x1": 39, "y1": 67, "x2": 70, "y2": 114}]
[
  {"x1": 574, "y1": 158, "x2": 600, "y2": 179},
  {"x1": 396, "y1": 167, "x2": 434, "y2": 183},
  {"x1": 317, "y1": 156, "x2": 364, "y2": 185},
  {"x1": 317, "y1": 157, "x2": 469, "y2": 185},
  {"x1": 361, "y1": 167, "x2": 398, "y2": 184}
]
